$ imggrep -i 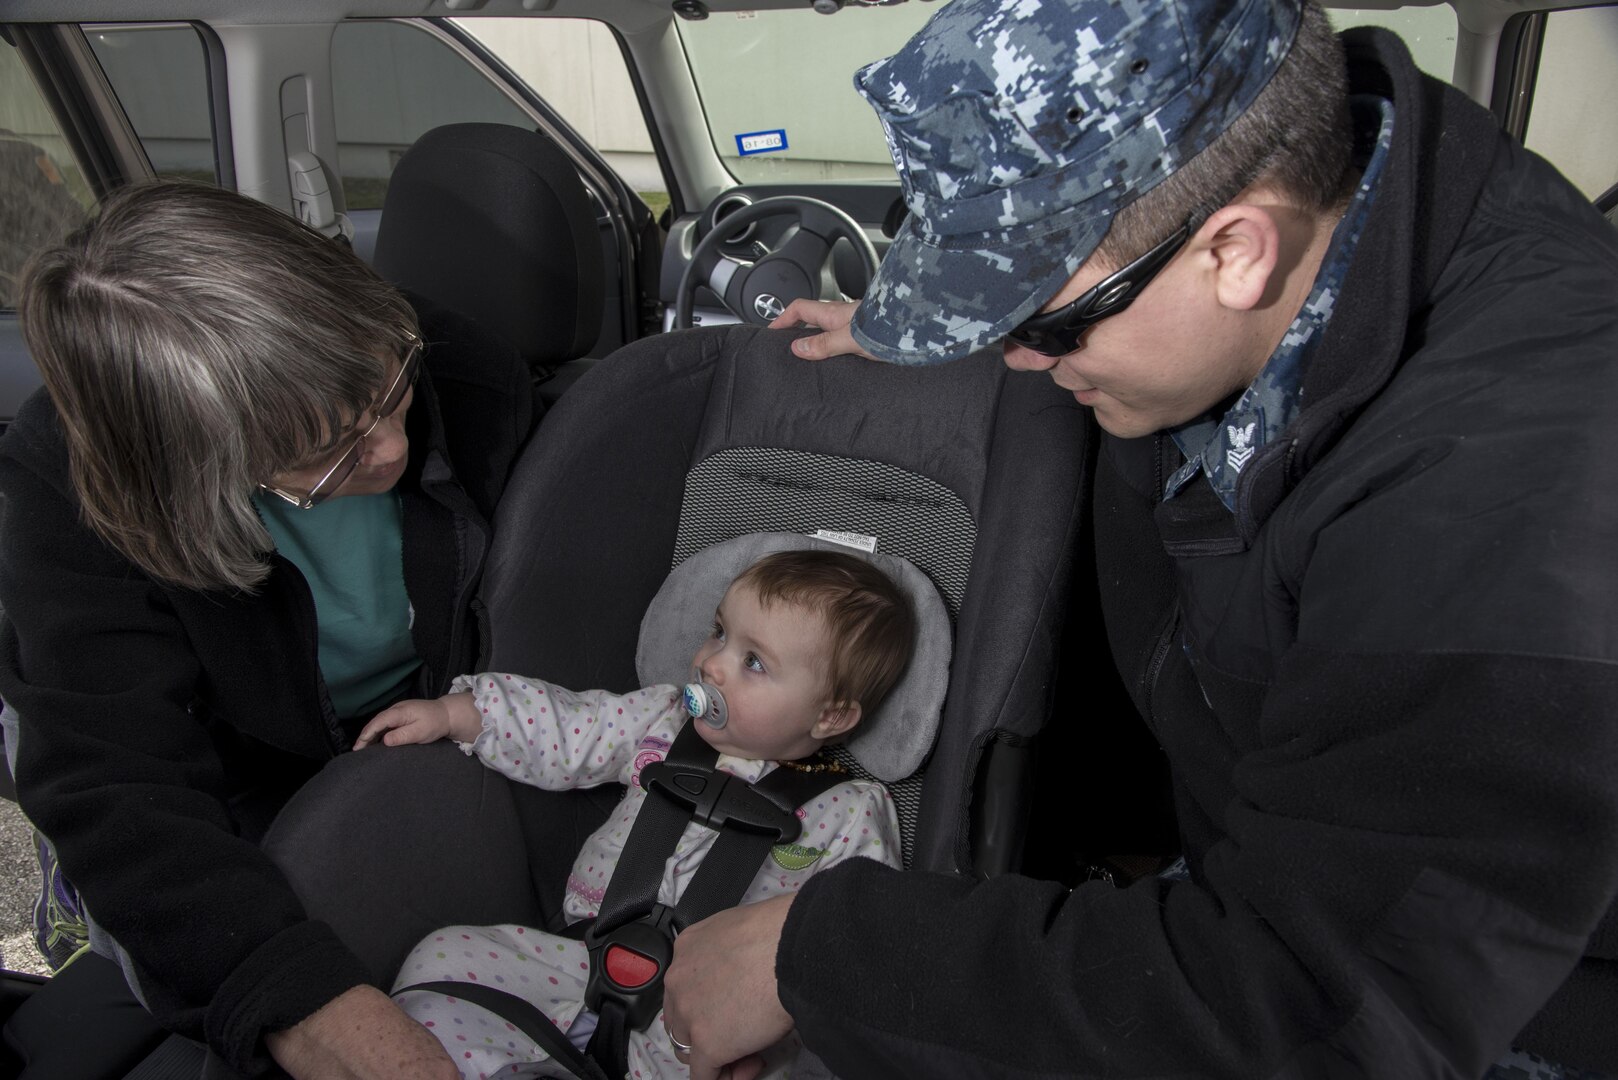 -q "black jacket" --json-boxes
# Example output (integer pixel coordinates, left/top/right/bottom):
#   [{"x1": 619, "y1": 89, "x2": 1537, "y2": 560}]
[
  {"x1": 0, "y1": 301, "x2": 532, "y2": 1072},
  {"x1": 779, "y1": 30, "x2": 1618, "y2": 1079}
]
